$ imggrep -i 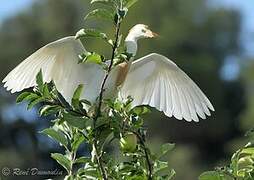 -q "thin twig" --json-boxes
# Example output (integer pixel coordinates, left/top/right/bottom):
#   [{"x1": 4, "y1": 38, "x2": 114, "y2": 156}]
[
  {"x1": 132, "y1": 130, "x2": 153, "y2": 180},
  {"x1": 92, "y1": 17, "x2": 122, "y2": 180},
  {"x1": 121, "y1": 108, "x2": 153, "y2": 179},
  {"x1": 95, "y1": 21, "x2": 121, "y2": 121},
  {"x1": 45, "y1": 99, "x2": 86, "y2": 117},
  {"x1": 68, "y1": 147, "x2": 77, "y2": 176},
  {"x1": 92, "y1": 143, "x2": 108, "y2": 179}
]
